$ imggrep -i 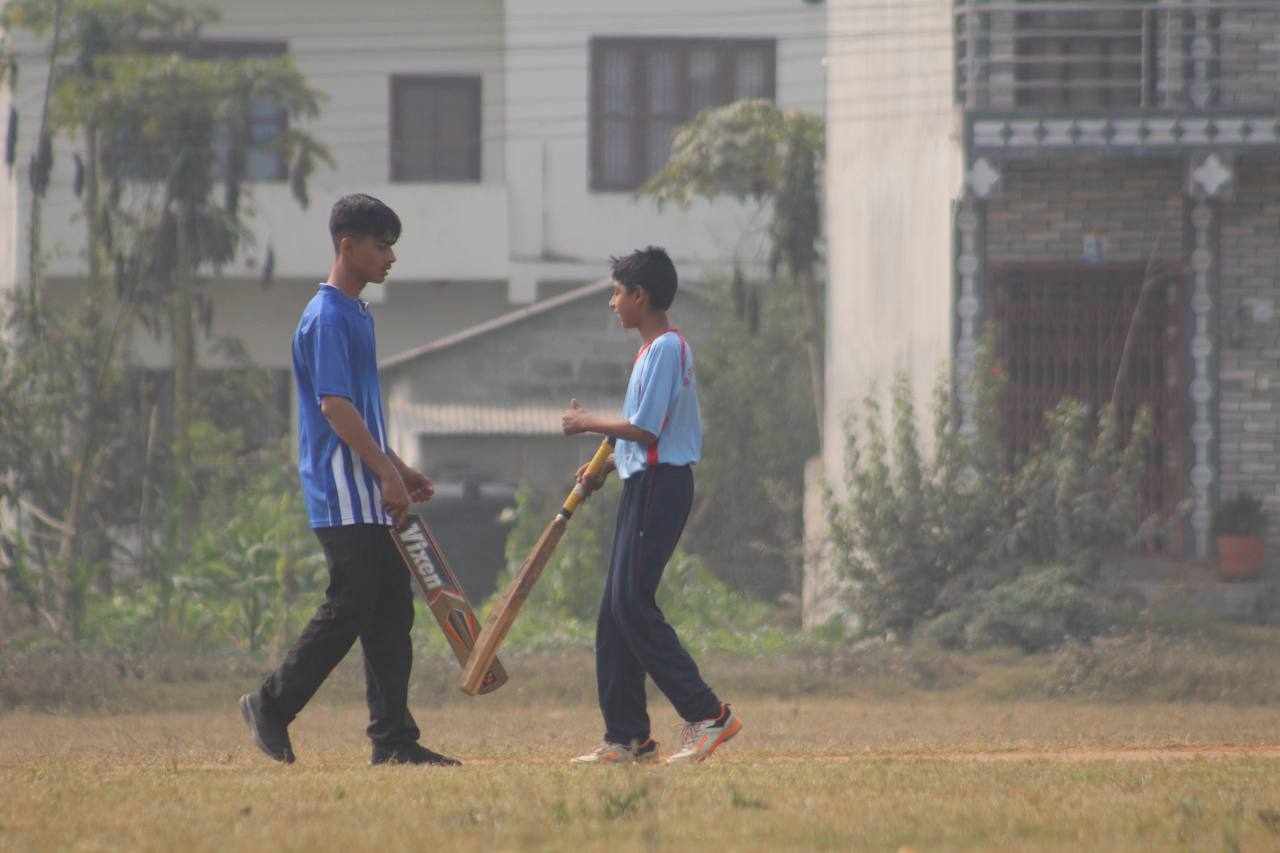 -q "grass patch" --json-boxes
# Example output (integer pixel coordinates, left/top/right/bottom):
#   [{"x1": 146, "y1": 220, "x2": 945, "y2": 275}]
[
  {"x1": 9, "y1": 621, "x2": 1280, "y2": 713},
  {"x1": 5, "y1": 698, "x2": 1280, "y2": 851}
]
